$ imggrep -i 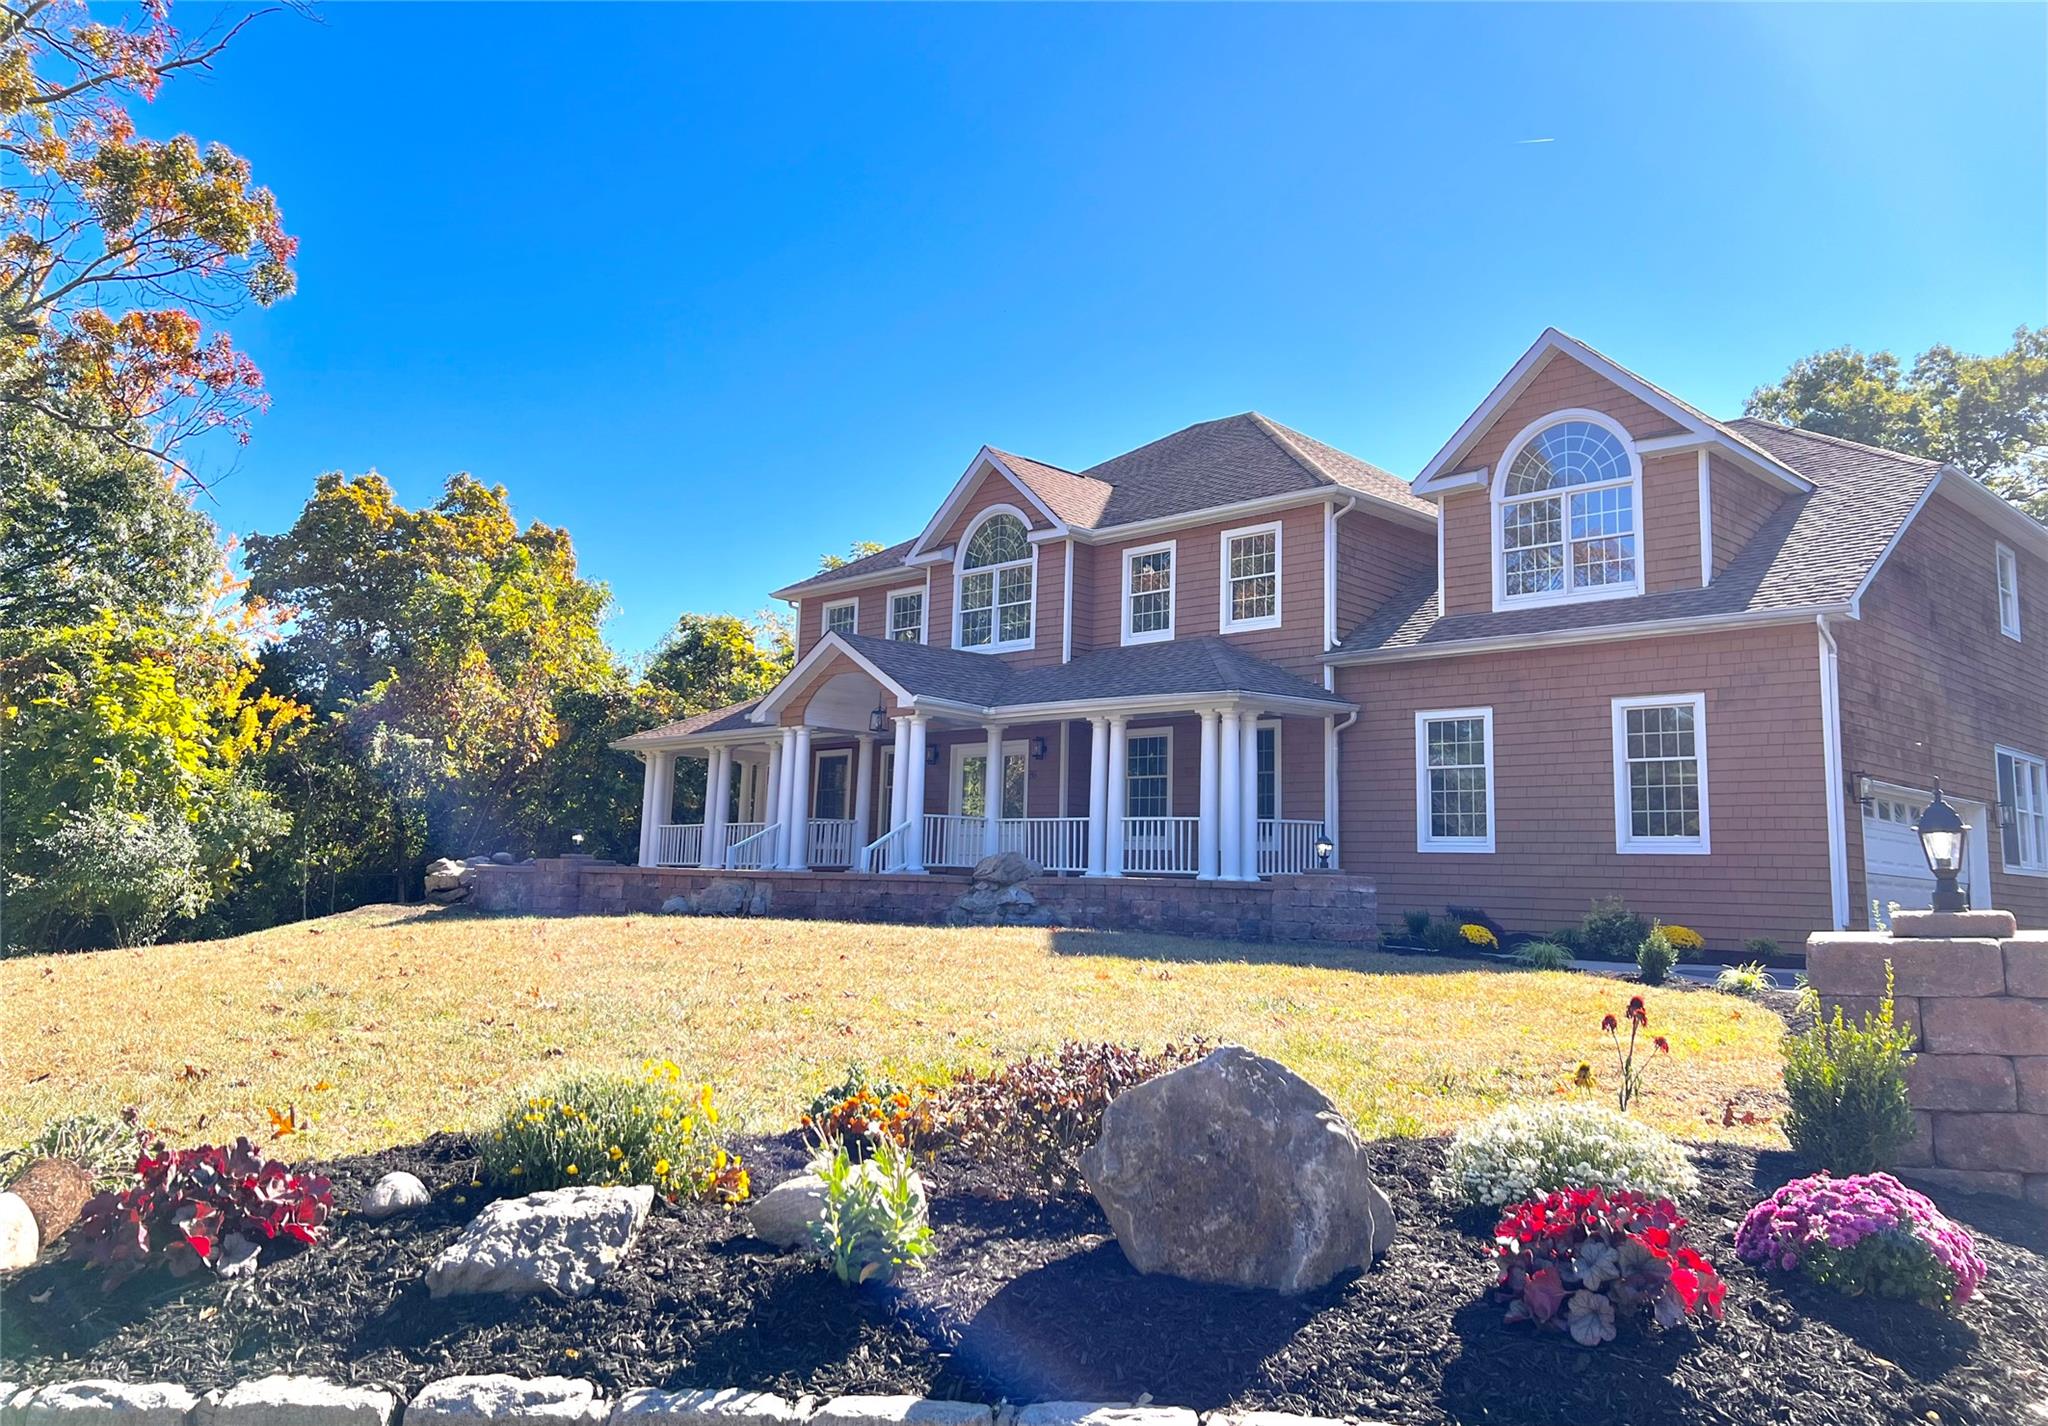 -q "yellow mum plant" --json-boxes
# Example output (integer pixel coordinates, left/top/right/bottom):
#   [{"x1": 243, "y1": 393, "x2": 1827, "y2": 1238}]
[
  {"x1": 1663, "y1": 925, "x2": 1706, "y2": 953},
  {"x1": 1459, "y1": 923, "x2": 1498, "y2": 949}
]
